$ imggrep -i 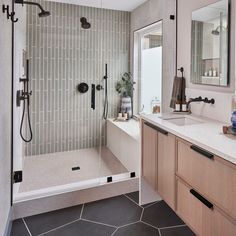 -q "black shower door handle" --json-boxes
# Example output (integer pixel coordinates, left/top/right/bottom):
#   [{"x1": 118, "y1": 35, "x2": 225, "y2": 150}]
[{"x1": 91, "y1": 84, "x2": 95, "y2": 110}]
